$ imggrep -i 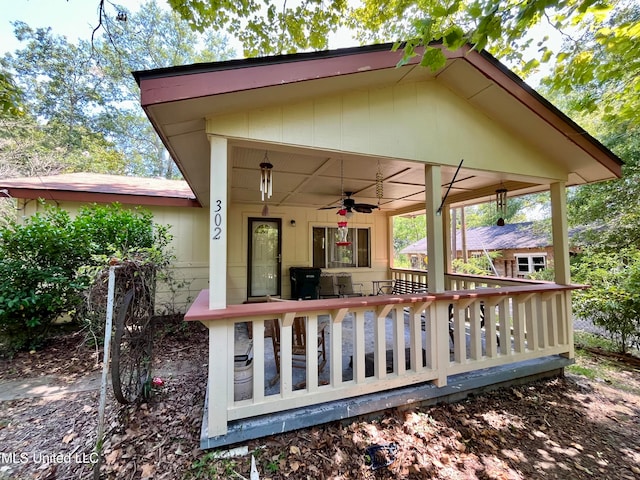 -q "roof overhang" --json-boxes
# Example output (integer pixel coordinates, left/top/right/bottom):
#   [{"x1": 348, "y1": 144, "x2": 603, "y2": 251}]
[
  {"x1": 0, "y1": 173, "x2": 201, "y2": 208},
  {"x1": 134, "y1": 43, "x2": 622, "y2": 212}
]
